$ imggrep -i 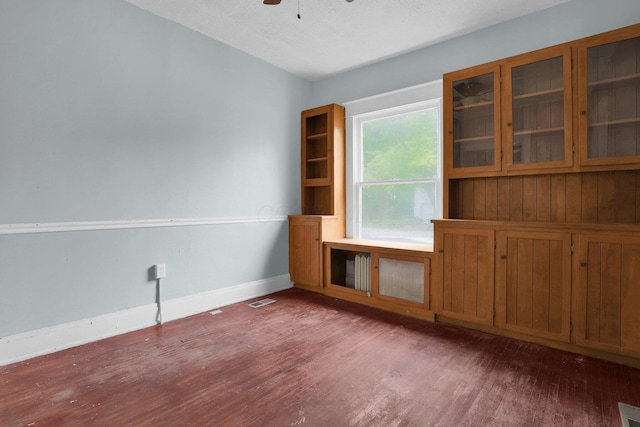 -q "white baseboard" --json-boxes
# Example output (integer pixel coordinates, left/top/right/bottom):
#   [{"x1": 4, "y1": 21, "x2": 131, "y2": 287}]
[{"x1": 0, "y1": 275, "x2": 292, "y2": 366}]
